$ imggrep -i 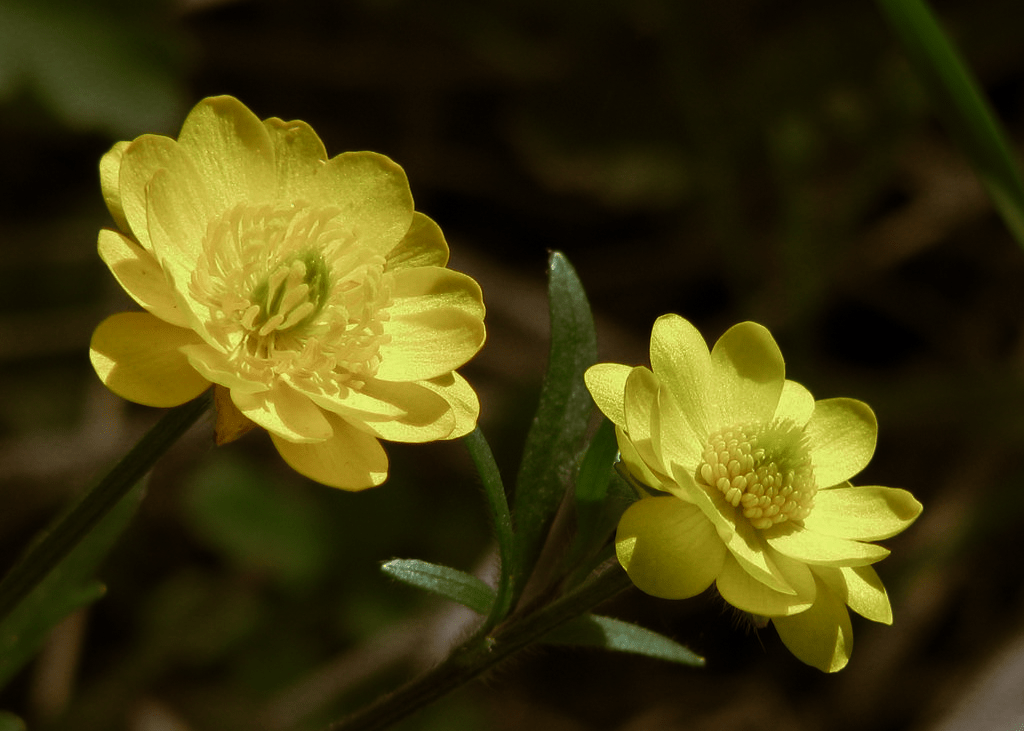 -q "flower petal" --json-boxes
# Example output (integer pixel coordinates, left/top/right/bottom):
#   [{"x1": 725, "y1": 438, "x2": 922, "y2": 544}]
[
  {"x1": 649, "y1": 314, "x2": 715, "y2": 440},
  {"x1": 271, "y1": 413, "x2": 388, "y2": 490},
  {"x1": 177, "y1": 95, "x2": 275, "y2": 210},
  {"x1": 765, "y1": 521, "x2": 890, "y2": 567},
  {"x1": 100, "y1": 141, "x2": 130, "y2": 232},
  {"x1": 231, "y1": 384, "x2": 333, "y2": 443},
  {"x1": 584, "y1": 363, "x2": 632, "y2": 426},
  {"x1": 98, "y1": 228, "x2": 188, "y2": 327},
  {"x1": 615, "y1": 496, "x2": 726, "y2": 599},
  {"x1": 419, "y1": 372, "x2": 480, "y2": 438},
  {"x1": 802, "y1": 485, "x2": 923, "y2": 541},
  {"x1": 616, "y1": 425, "x2": 664, "y2": 491},
  {"x1": 716, "y1": 547, "x2": 816, "y2": 617},
  {"x1": 263, "y1": 116, "x2": 329, "y2": 196},
  {"x1": 386, "y1": 213, "x2": 450, "y2": 269},
  {"x1": 653, "y1": 382, "x2": 706, "y2": 475},
  {"x1": 623, "y1": 366, "x2": 669, "y2": 479},
  {"x1": 775, "y1": 379, "x2": 815, "y2": 428},
  {"x1": 815, "y1": 564, "x2": 892, "y2": 624},
  {"x1": 772, "y1": 575, "x2": 853, "y2": 672},
  {"x1": 90, "y1": 312, "x2": 210, "y2": 407},
  {"x1": 179, "y1": 345, "x2": 270, "y2": 395},
  {"x1": 306, "y1": 151, "x2": 414, "y2": 257},
  {"x1": 375, "y1": 267, "x2": 485, "y2": 381},
  {"x1": 710, "y1": 321, "x2": 785, "y2": 427},
  {"x1": 805, "y1": 398, "x2": 877, "y2": 487},
  {"x1": 308, "y1": 378, "x2": 456, "y2": 443}
]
